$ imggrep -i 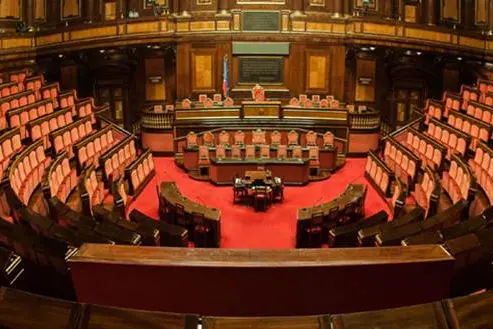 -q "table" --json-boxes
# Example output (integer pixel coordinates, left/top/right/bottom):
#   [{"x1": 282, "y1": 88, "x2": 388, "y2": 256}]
[{"x1": 209, "y1": 158, "x2": 309, "y2": 185}]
